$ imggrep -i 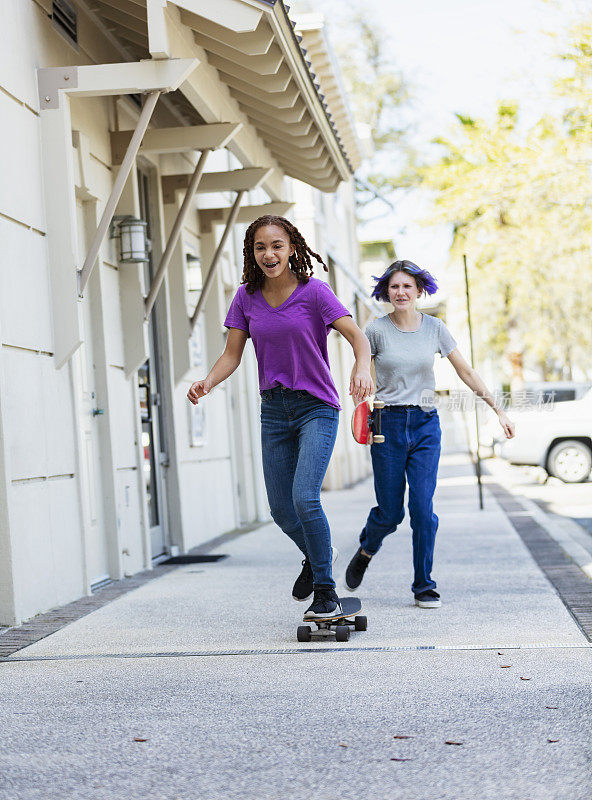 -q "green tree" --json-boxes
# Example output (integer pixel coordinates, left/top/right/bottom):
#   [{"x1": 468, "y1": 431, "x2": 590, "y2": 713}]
[
  {"x1": 306, "y1": 4, "x2": 415, "y2": 208},
  {"x1": 336, "y1": 15, "x2": 412, "y2": 195},
  {"x1": 420, "y1": 17, "x2": 592, "y2": 381},
  {"x1": 289, "y1": 0, "x2": 415, "y2": 208}
]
